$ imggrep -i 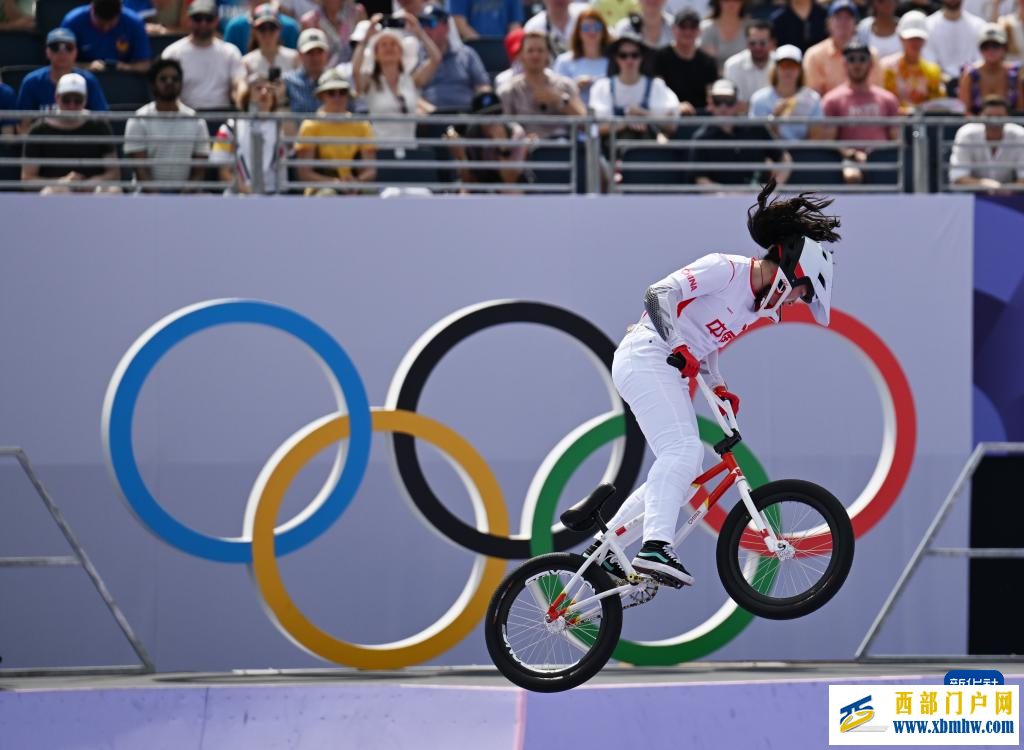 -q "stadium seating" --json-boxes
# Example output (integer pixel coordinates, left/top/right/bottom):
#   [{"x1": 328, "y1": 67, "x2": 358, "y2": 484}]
[
  {"x1": 149, "y1": 34, "x2": 185, "y2": 59},
  {"x1": 0, "y1": 31, "x2": 44, "y2": 67},
  {"x1": 0, "y1": 64, "x2": 37, "y2": 96},
  {"x1": 466, "y1": 37, "x2": 508, "y2": 76},
  {"x1": 375, "y1": 147, "x2": 441, "y2": 184},
  {"x1": 94, "y1": 69, "x2": 150, "y2": 109}
]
